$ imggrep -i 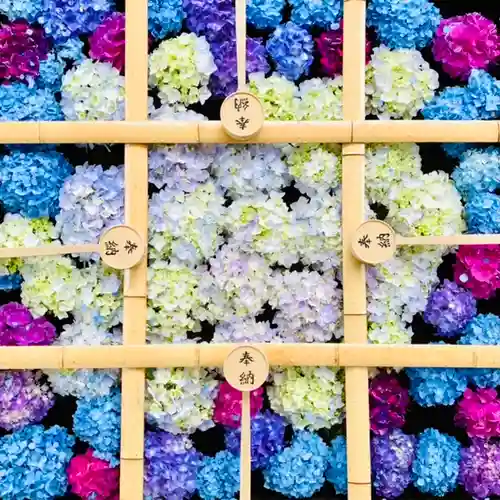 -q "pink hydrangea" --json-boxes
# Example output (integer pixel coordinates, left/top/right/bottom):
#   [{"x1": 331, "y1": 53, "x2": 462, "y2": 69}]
[
  {"x1": 454, "y1": 245, "x2": 500, "y2": 300},
  {"x1": 432, "y1": 13, "x2": 500, "y2": 80},
  {"x1": 0, "y1": 20, "x2": 49, "y2": 82},
  {"x1": 455, "y1": 388, "x2": 500, "y2": 439},
  {"x1": 316, "y1": 21, "x2": 372, "y2": 77},
  {"x1": 89, "y1": 13, "x2": 126, "y2": 72},
  {"x1": 213, "y1": 381, "x2": 264, "y2": 428},
  {"x1": 68, "y1": 449, "x2": 119, "y2": 500}
]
